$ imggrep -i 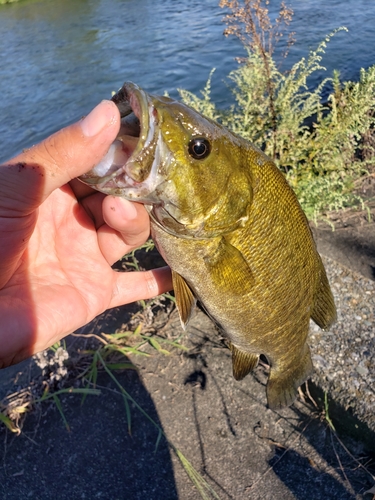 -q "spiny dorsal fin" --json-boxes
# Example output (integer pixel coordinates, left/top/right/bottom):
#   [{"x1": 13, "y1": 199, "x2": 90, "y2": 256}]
[
  {"x1": 172, "y1": 270, "x2": 196, "y2": 330},
  {"x1": 230, "y1": 344, "x2": 259, "y2": 381}
]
